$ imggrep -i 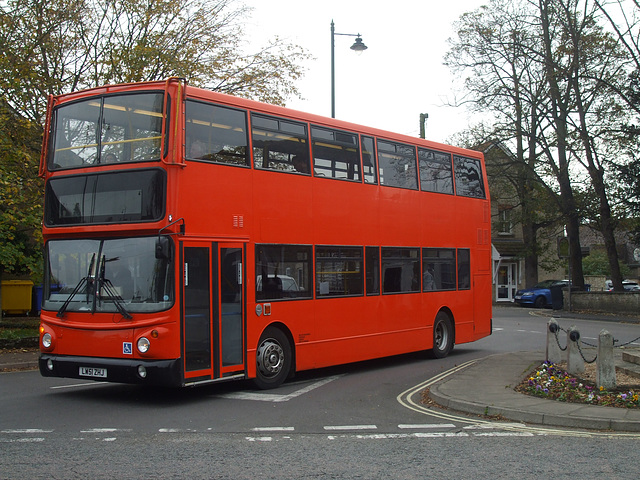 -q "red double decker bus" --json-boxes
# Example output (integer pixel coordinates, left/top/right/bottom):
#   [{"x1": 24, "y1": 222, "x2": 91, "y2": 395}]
[{"x1": 38, "y1": 78, "x2": 492, "y2": 388}]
